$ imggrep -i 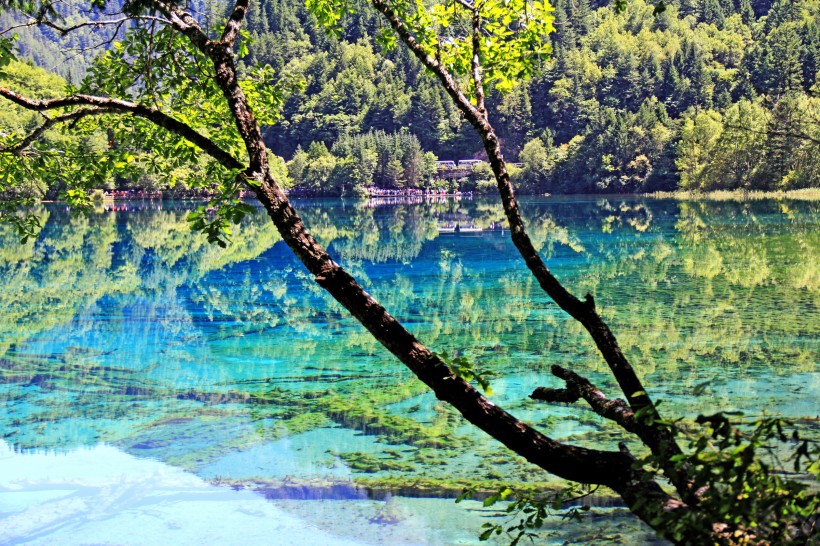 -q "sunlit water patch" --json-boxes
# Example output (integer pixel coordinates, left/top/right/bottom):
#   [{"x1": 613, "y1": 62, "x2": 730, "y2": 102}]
[{"x1": 0, "y1": 196, "x2": 817, "y2": 544}]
